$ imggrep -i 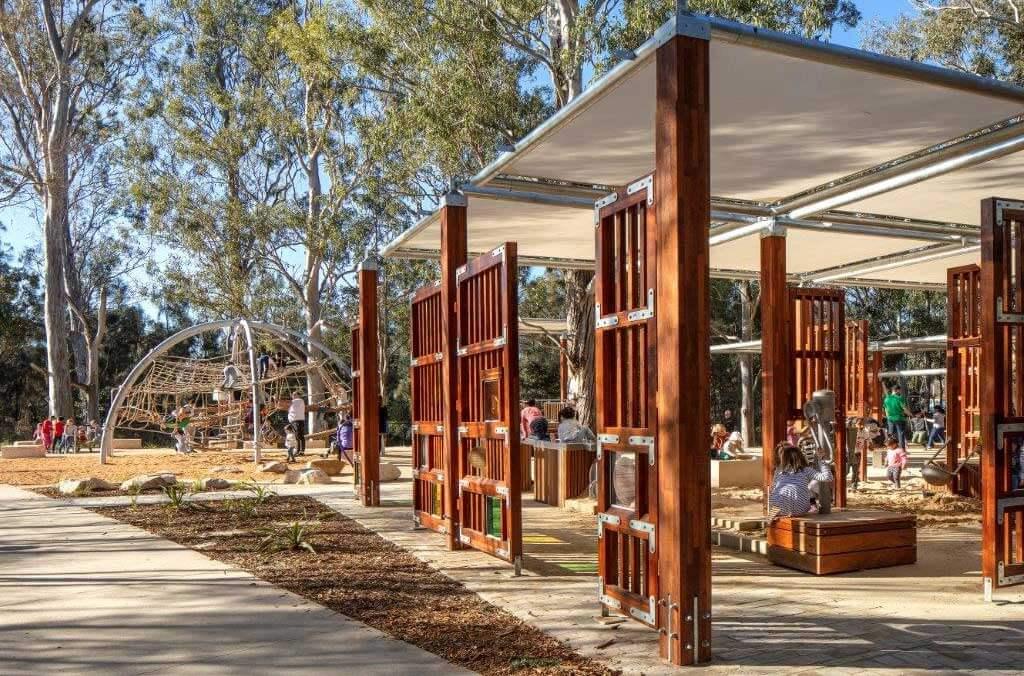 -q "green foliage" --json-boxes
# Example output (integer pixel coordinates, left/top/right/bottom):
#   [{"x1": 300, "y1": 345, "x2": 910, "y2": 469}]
[
  {"x1": 163, "y1": 483, "x2": 191, "y2": 509},
  {"x1": 863, "y1": 2, "x2": 1024, "y2": 85},
  {"x1": 240, "y1": 481, "x2": 277, "y2": 506},
  {"x1": 259, "y1": 515, "x2": 317, "y2": 554},
  {"x1": 0, "y1": 242, "x2": 44, "y2": 441}
]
